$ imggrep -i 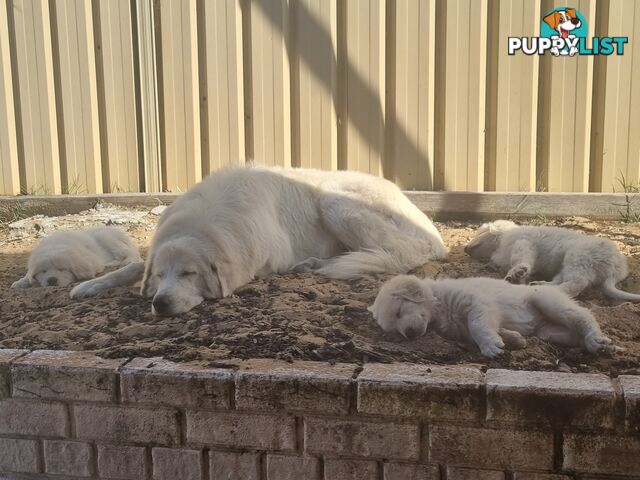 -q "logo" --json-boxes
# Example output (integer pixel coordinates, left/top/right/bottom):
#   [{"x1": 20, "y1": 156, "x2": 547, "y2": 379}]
[{"x1": 508, "y1": 7, "x2": 628, "y2": 57}]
